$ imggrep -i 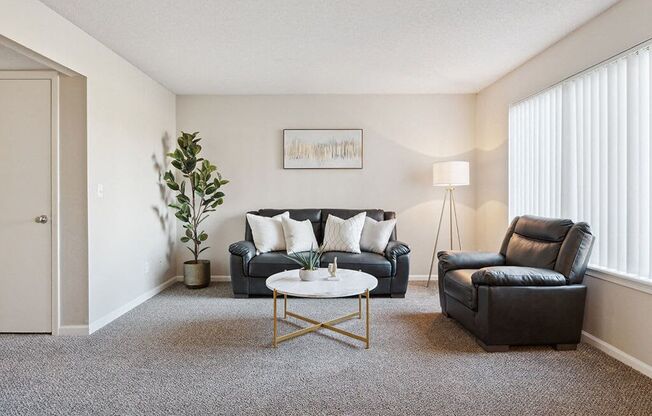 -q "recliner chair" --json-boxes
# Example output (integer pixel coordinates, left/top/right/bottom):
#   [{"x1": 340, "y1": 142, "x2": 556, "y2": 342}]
[{"x1": 437, "y1": 215, "x2": 595, "y2": 352}]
